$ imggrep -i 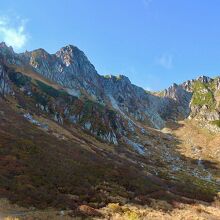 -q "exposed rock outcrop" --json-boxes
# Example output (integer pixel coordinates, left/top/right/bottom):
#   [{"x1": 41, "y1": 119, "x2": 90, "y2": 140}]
[{"x1": 0, "y1": 42, "x2": 220, "y2": 133}]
